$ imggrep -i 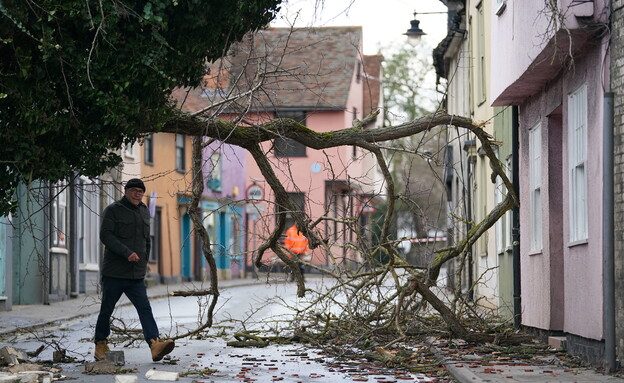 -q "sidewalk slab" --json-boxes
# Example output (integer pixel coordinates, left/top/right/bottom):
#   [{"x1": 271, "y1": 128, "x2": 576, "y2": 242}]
[
  {"x1": 445, "y1": 359, "x2": 624, "y2": 383},
  {"x1": 429, "y1": 338, "x2": 624, "y2": 383}
]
